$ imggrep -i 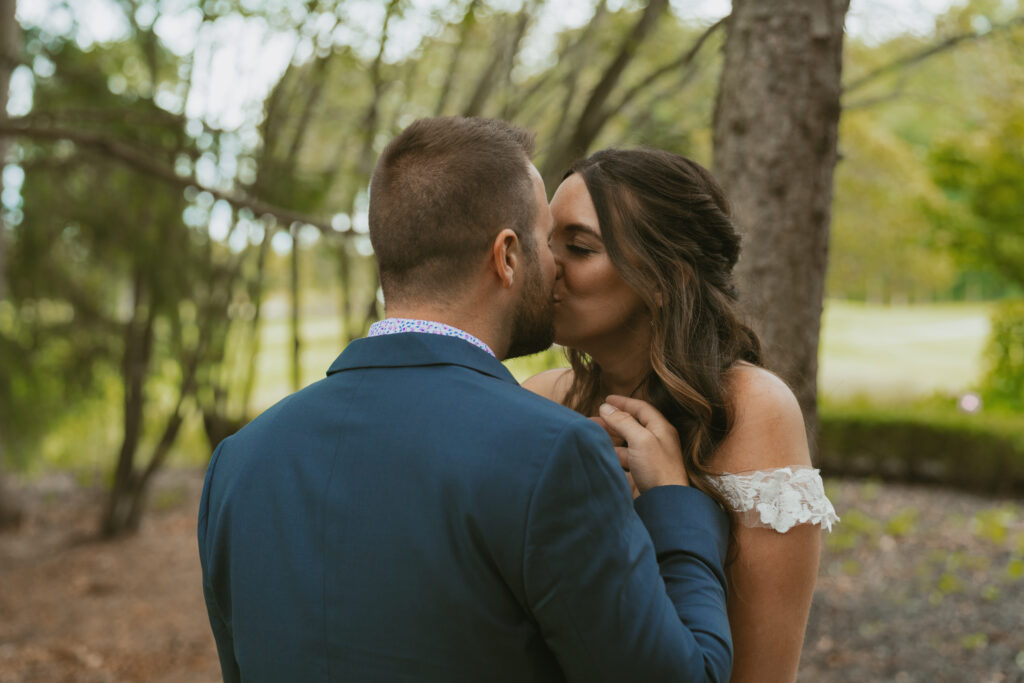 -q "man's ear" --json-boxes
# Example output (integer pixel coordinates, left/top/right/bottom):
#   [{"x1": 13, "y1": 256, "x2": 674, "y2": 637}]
[{"x1": 490, "y1": 228, "x2": 519, "y2": 289}]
